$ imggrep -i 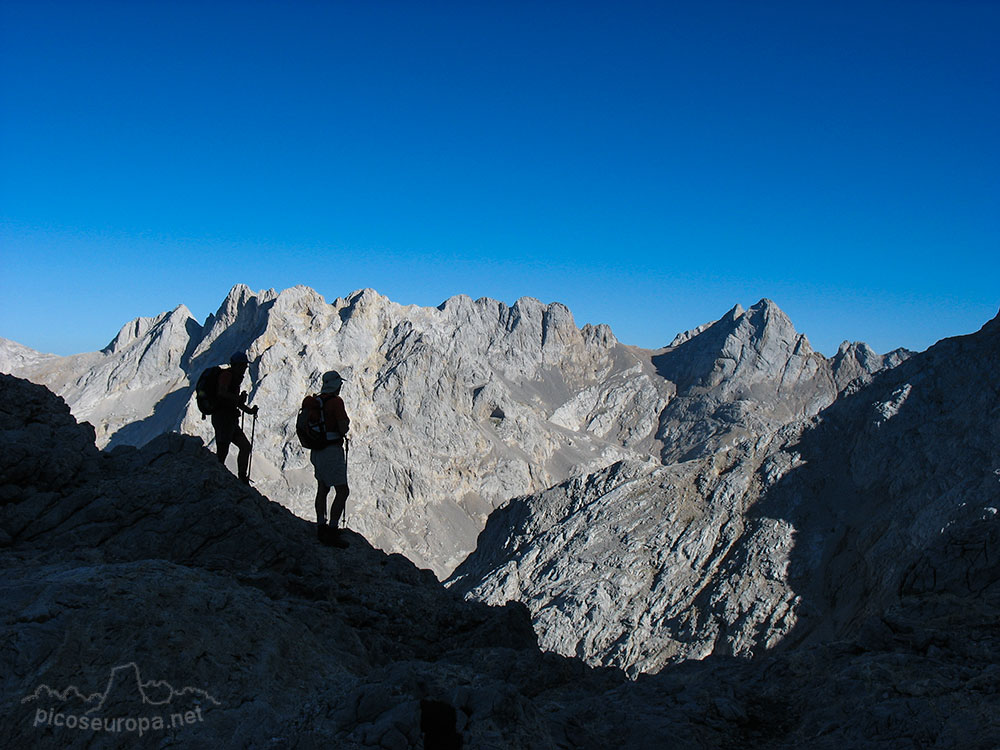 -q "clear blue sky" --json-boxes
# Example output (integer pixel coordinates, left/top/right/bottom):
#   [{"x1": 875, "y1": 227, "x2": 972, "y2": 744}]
[{"x1": 1, "y1": 0, "x2": 997, "y2": 357}]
